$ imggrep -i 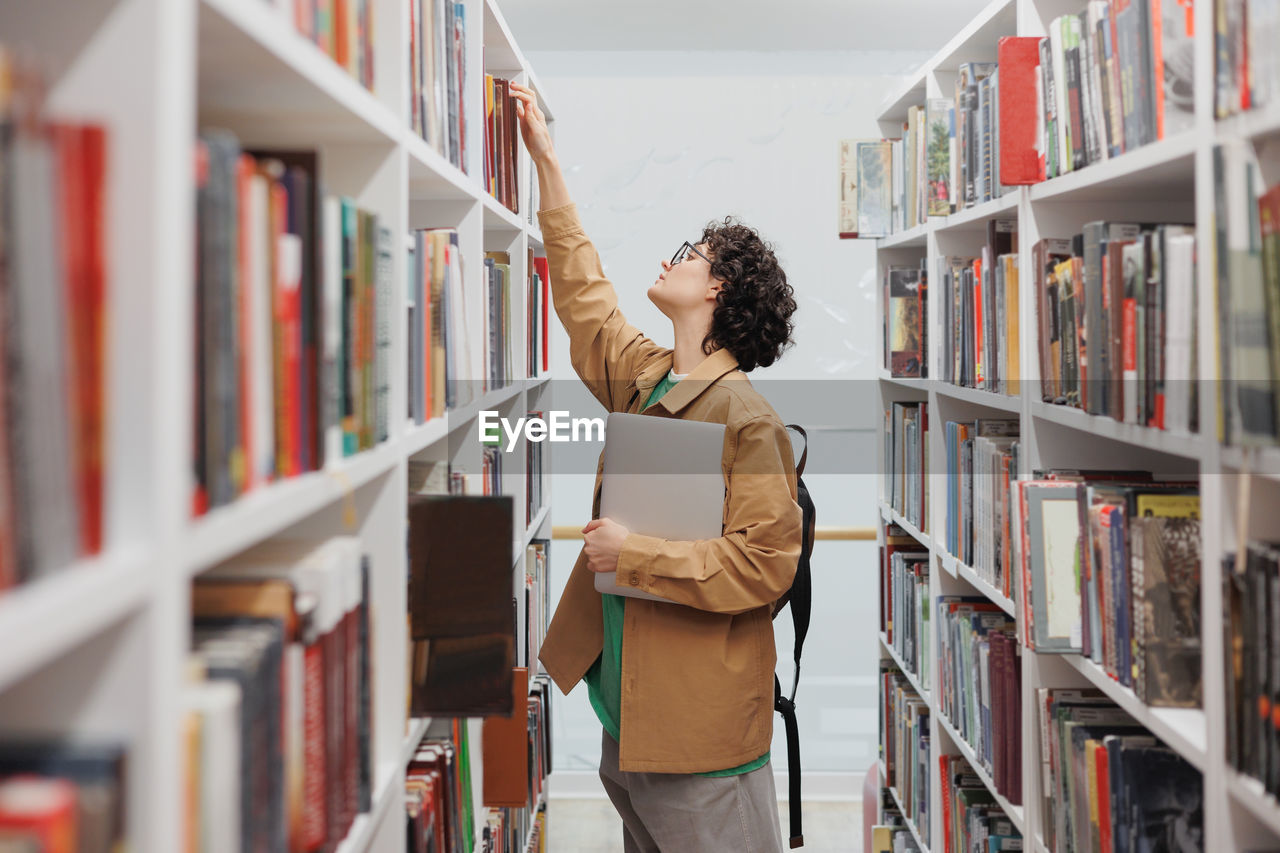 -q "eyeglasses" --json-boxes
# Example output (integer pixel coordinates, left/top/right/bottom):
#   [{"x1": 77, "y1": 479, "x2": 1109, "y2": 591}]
[{"x1": 670, "y1": 241, "x2": 712, "y2": 267}]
